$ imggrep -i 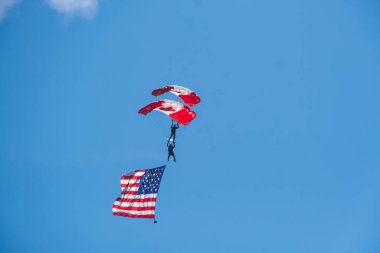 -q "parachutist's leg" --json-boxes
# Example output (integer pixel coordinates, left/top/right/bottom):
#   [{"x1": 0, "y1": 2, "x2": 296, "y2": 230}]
[
  {"x1": 173, "y1": 153, "x2": 176, "y2": 162},
  {"x1": 167, "y1": 154, "x2": 170, "y2": 161}
]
